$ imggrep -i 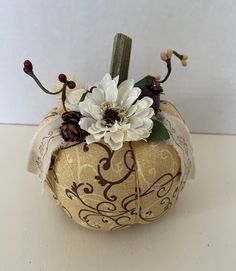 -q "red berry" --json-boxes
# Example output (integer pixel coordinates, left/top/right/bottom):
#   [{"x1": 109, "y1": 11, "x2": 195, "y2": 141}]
[
  {"x1": 23, "y1": 67, "x2": 29, "y2": 74},
  {"x1": 24, "y1": 60, "x2": 33, "y2": 72},
  {"x1": 58, "y1": 73, "x2": 67, "y2": 83},
  {"x1": 67, "y1": 81, "x2": 76, "y2": 89}
]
